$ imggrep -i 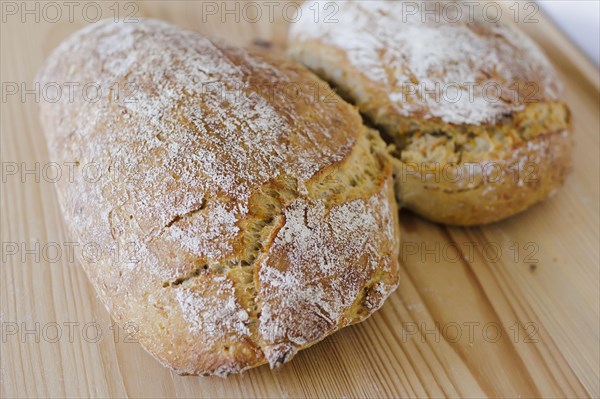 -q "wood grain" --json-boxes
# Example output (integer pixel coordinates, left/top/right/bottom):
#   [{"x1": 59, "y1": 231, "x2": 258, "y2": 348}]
[{"x1": 1, "y1": 1, "x2": 598, "y2": 398}]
